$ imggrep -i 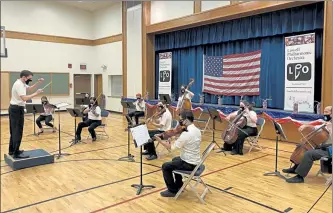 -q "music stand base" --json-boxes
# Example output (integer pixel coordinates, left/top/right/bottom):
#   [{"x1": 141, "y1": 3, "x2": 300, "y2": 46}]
[
  {"x1": 131, "y1": 184, "x2": 155, "y2": 195},
  {"x1": 118, "y1": 154, "x2": 135, "y2": 162},
  {"x1": 54, "y1": 153, "x2": 71, "y2": 159},
  {"x1": 264, "y1": 171, "x2": 286, "y2": 180}
]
